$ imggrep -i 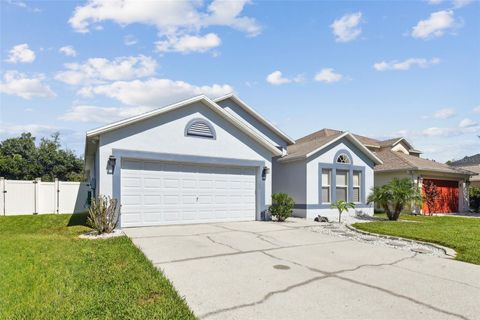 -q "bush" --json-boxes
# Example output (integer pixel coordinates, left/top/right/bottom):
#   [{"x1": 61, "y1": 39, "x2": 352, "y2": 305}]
[
  {"x1": 87, "y1": 195, "x2": 119, "y2": 234},
  {"x1": 269, "y1": 193, "x2": 294, "y2": 222},
  {"x1": 470, "y1": 186, "x2": 480, "y2": 212}
]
